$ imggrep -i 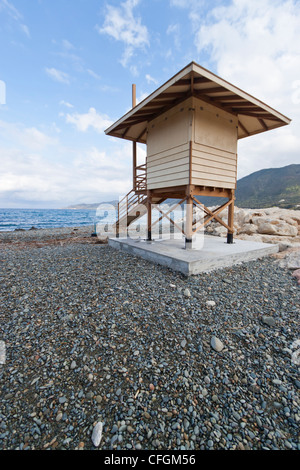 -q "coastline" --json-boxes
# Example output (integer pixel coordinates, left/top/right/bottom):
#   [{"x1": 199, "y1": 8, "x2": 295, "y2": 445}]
[{"x1": 0, "y1": 225, "x2": 99, "y2": 249}]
